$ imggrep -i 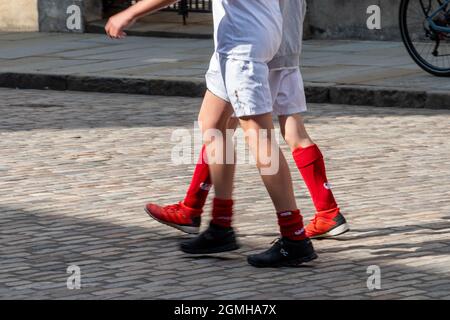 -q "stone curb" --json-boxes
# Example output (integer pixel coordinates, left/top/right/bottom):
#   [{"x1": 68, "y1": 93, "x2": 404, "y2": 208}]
[{"x1": 0, "y1": 72, "x2": 449, "y2": 110}]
